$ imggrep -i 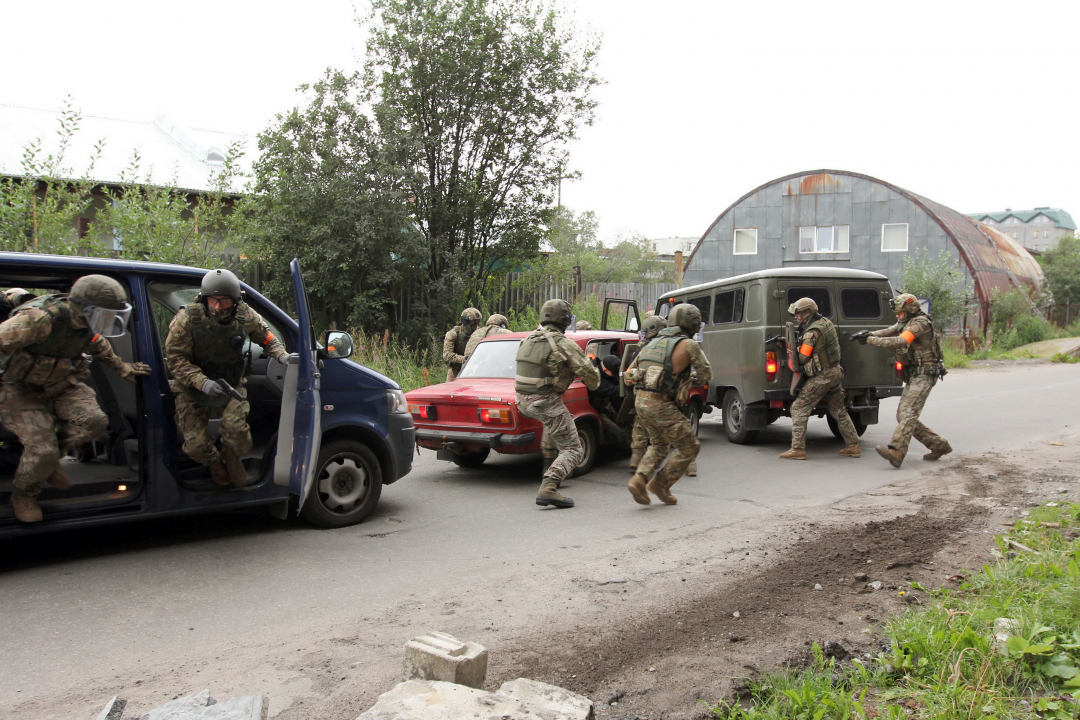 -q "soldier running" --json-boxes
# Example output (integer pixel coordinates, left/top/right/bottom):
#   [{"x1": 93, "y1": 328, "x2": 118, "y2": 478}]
[
  {"x1": 515, "y1": 299, "x2": 600, "y2": 509},
  {"x1": 852, "y1": 293, "x2": 951, "y2": 468},
  {"x1": 463, "y1": 313, "x2": 510, "y2": 361},
  {"x1": 165, "y1": 269, "x2": 293, "y2": 487},
  {"x1": 779, "y1": 297, "x2": 861, "y2": 460},
  {"x1": 624, "y1": 303, "x2": 712, "y2": 505},
  {"x1": 628, "y1": 314, "x2": 668, "y2": 471},
  {"x1": 442, "y1": 308, "x2": 482, "y2": 381},
  {"x1": 0, "y1": 275, "x2": 151, "y2": 522}
]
